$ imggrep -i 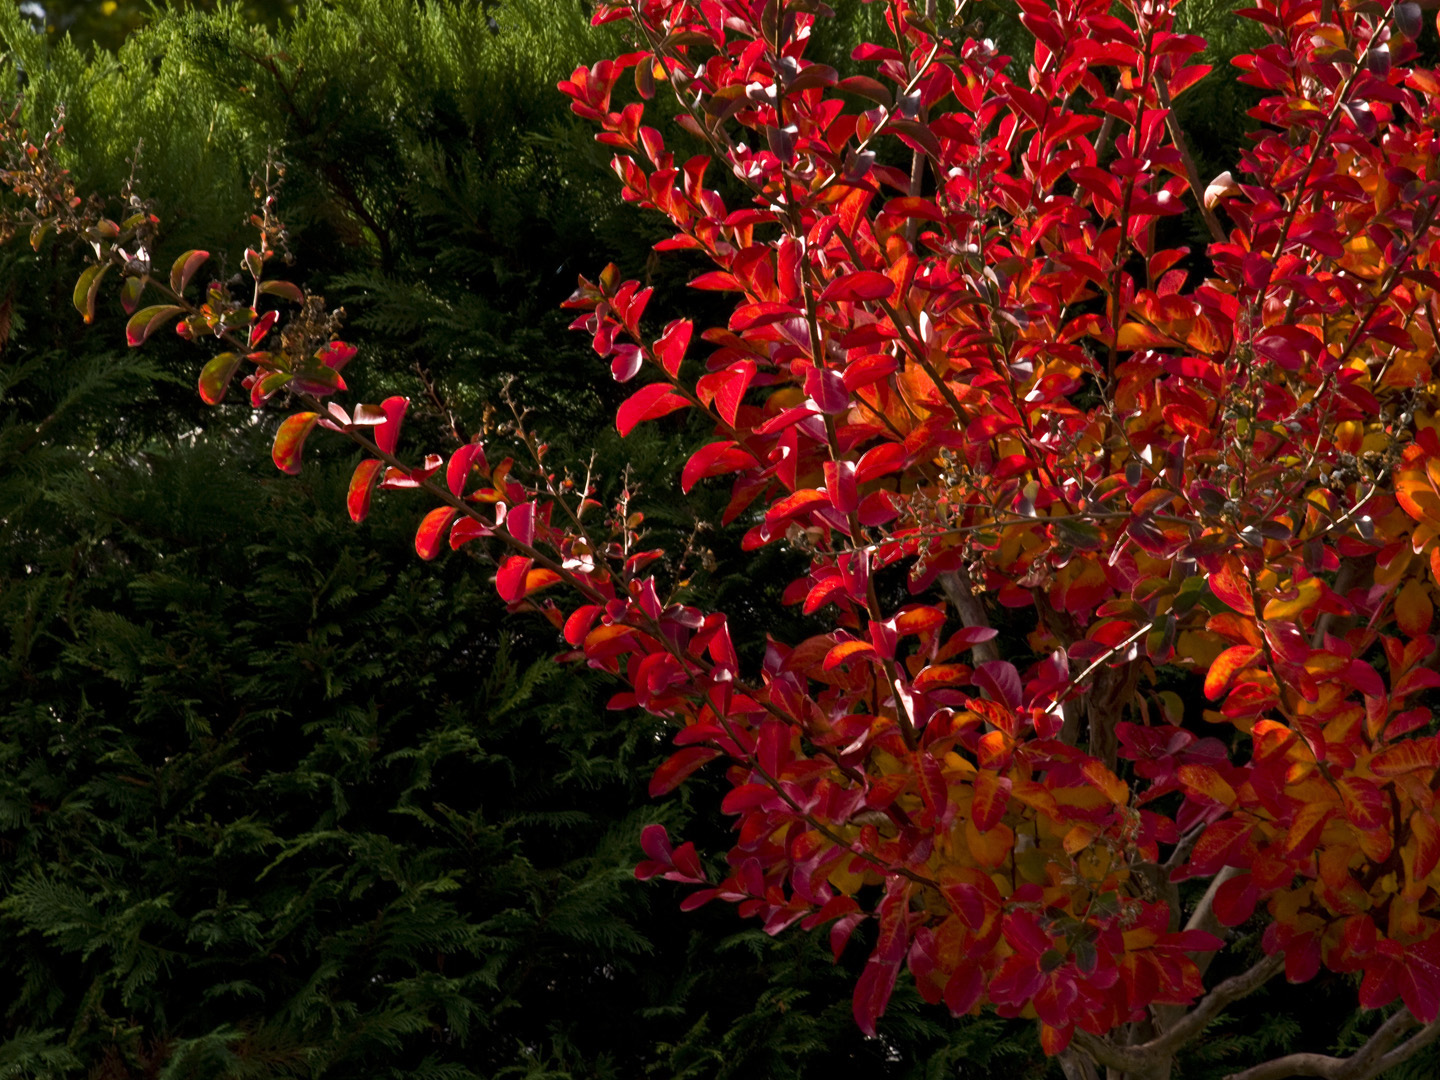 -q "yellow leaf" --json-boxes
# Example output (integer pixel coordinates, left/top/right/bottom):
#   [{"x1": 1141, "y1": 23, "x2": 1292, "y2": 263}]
[
  {"x1": 1262, "y1": 577, "x2": 1322, "y2": 622},
  {"x1": 1063, "y1": 823, "x2": 1098, "y2": 856},
  {"x1": 1116, "y1": 322, "x2": 1169, "y2": 349},
  {"x1": 965, "y1": 818, "x2": 1014, "y2": 868},
  {"x1": 1395, "y1": 578, "x2": 1434, "y2": 636}
]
